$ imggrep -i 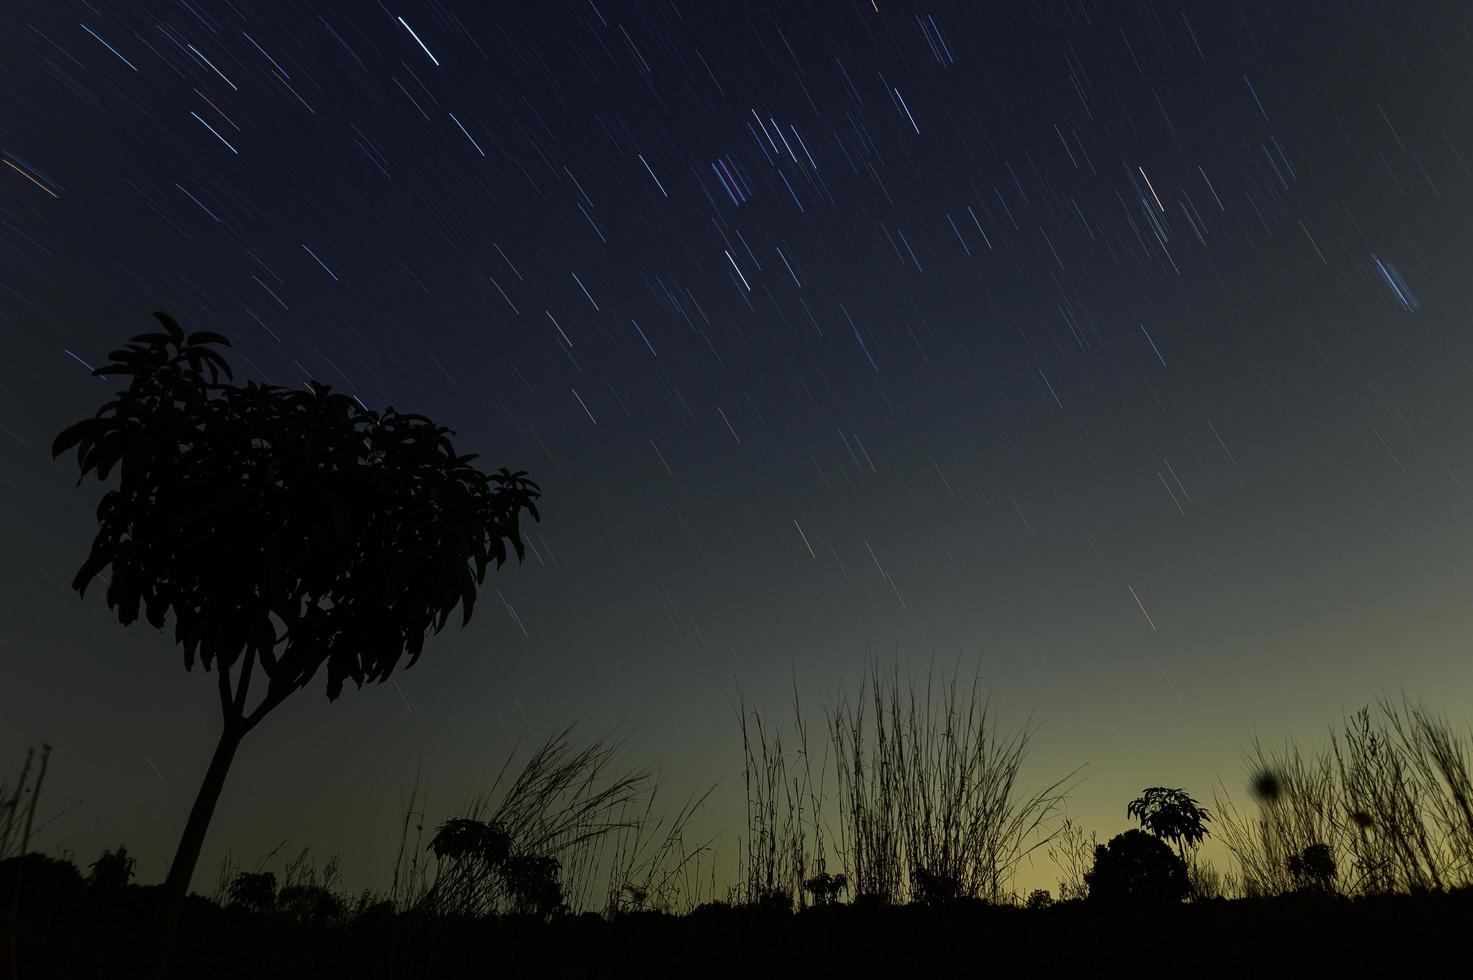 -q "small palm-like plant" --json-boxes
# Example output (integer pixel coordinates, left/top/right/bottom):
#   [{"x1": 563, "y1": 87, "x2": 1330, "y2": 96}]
[
  {"x1": 1127, "y1": 787, "x2": 1213, "y2": 861},
  {"x1": 430, "y1": 818, "x2": 511, "y2": 866}
]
